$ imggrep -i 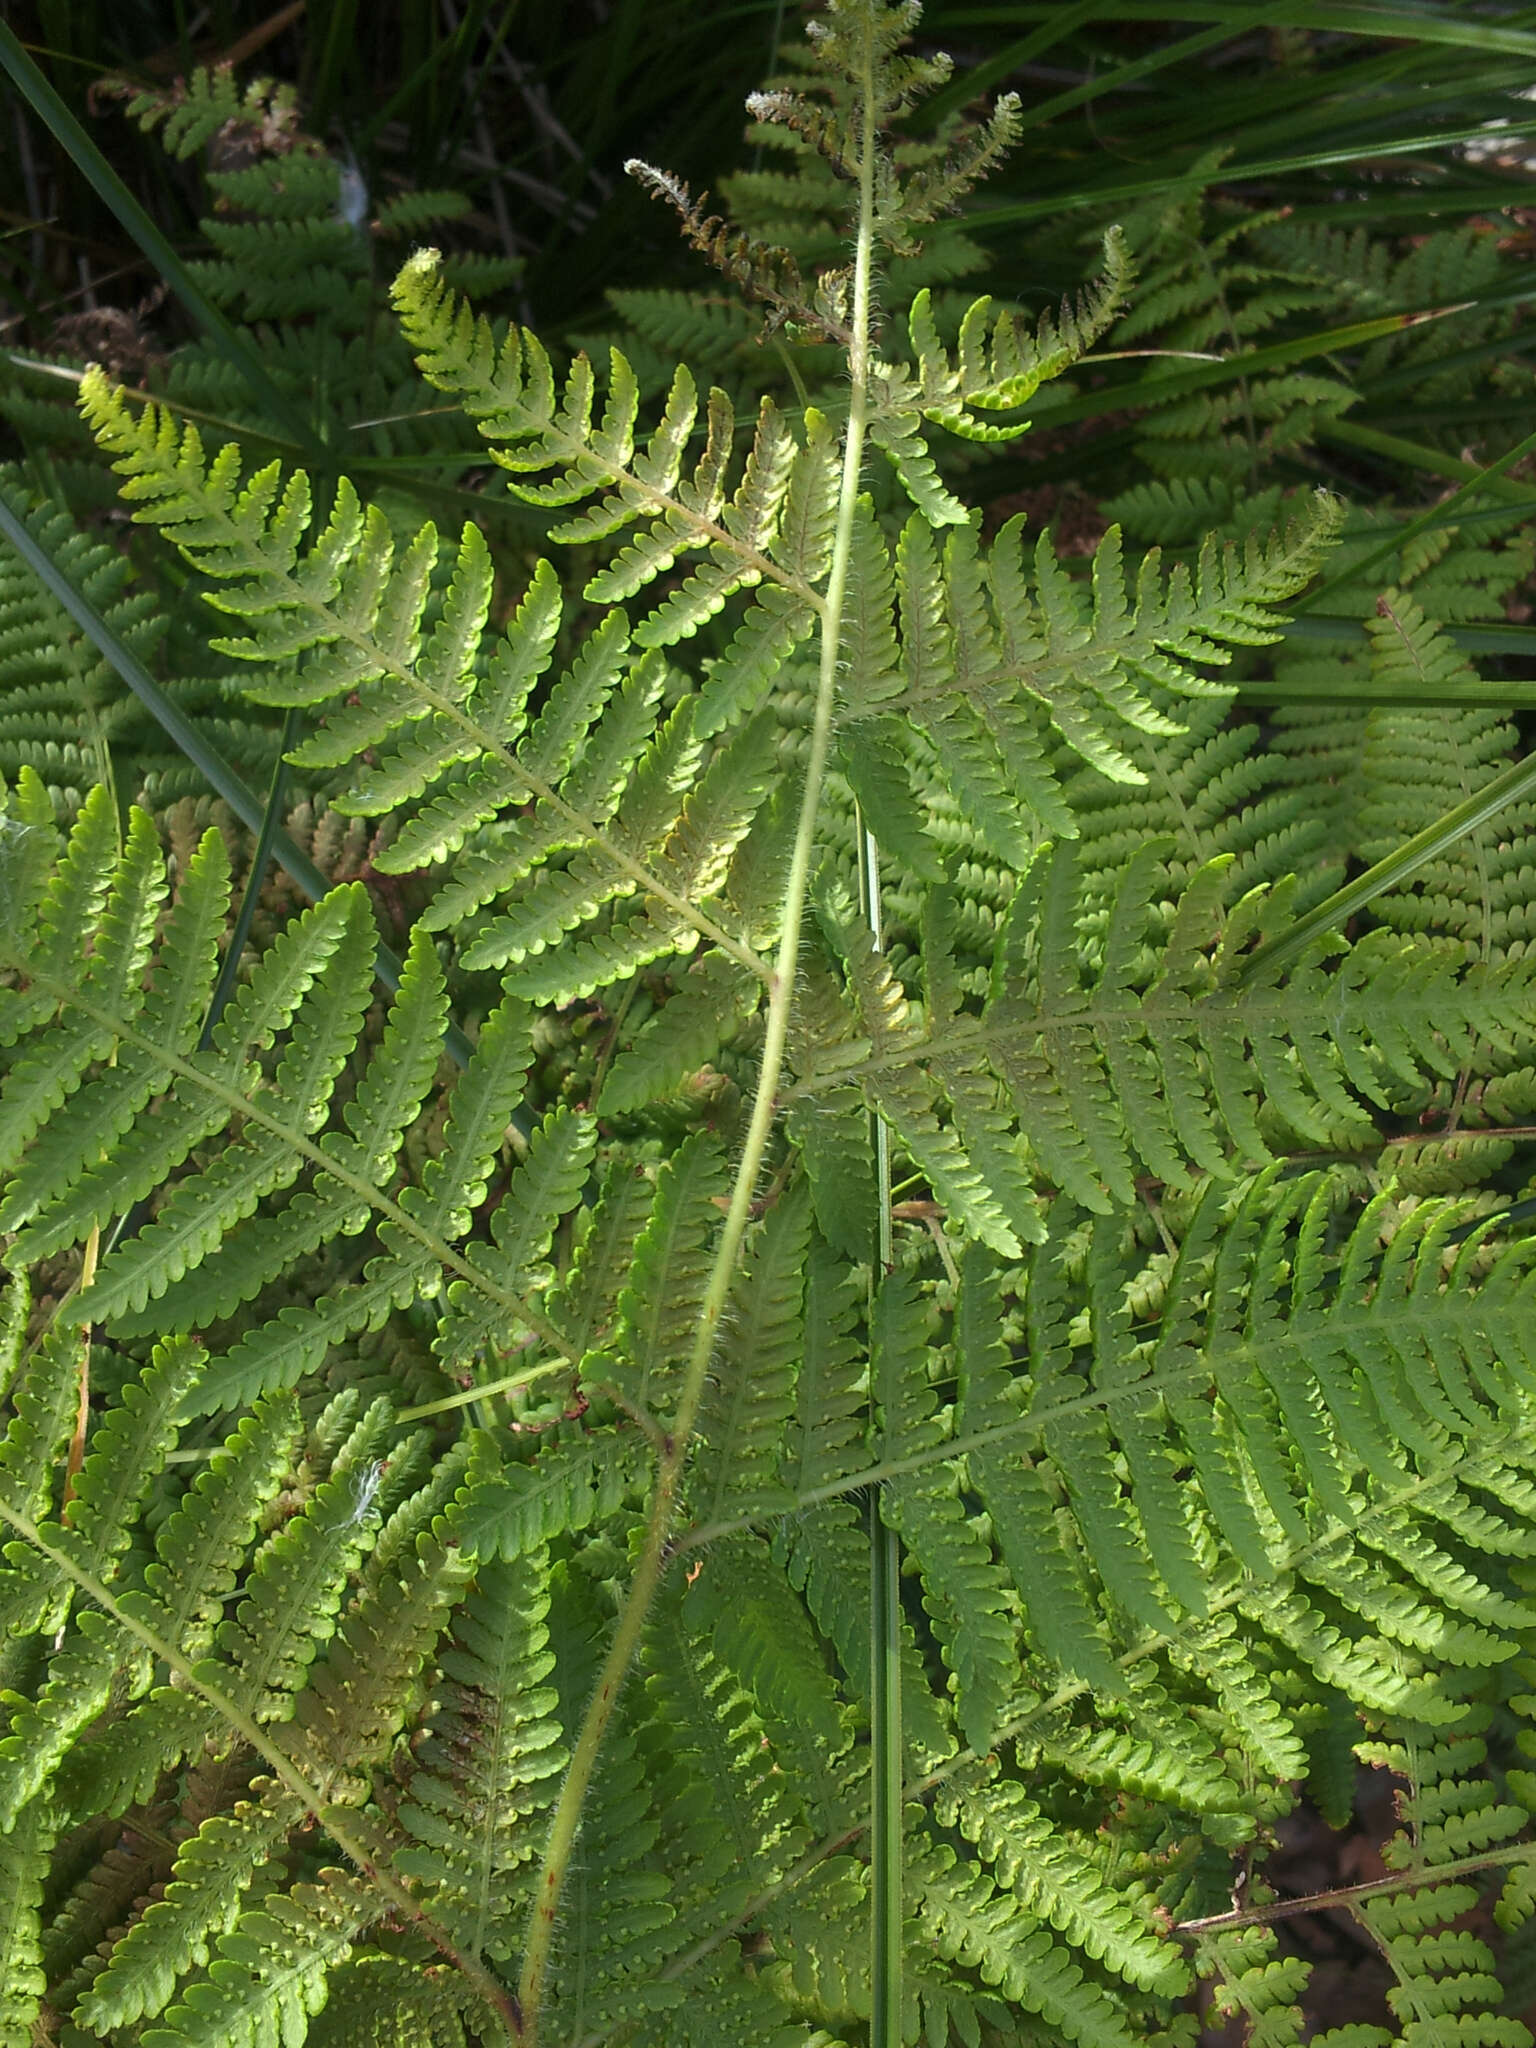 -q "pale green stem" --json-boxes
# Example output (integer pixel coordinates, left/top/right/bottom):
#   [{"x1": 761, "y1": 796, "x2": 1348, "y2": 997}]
[{"x1": 514, "y1": 33, "x2": 882, "y2": 2044}]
